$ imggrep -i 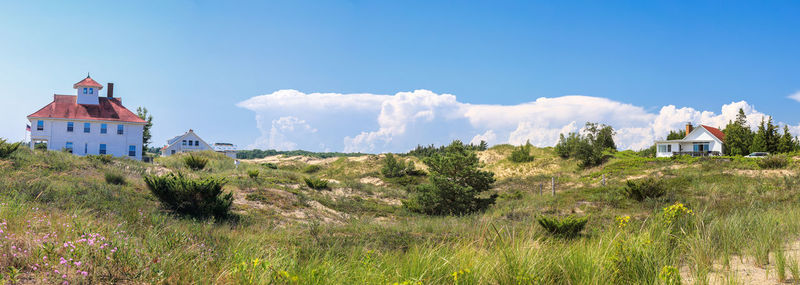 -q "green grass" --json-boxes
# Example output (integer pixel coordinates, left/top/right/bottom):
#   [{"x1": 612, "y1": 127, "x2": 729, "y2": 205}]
[{"x1": 1, "y1": 146, "x2": 800, "y2": 283}]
